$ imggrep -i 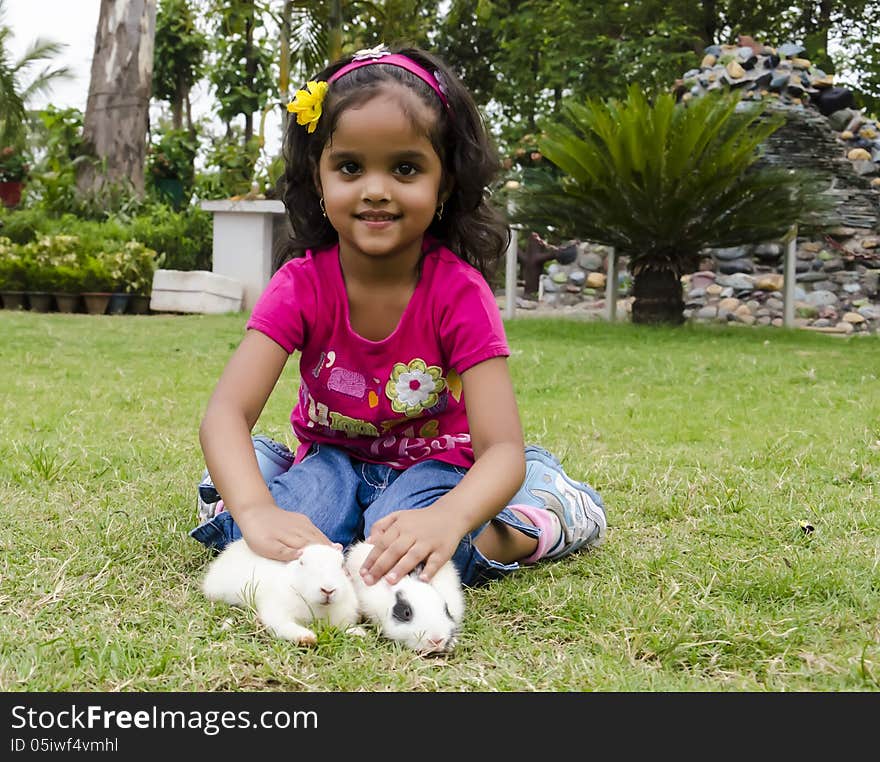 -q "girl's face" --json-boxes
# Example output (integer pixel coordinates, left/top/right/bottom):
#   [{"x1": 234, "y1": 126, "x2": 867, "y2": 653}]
[{"x1": 316, "y1": 85, "x2": 447, "y2": 268}]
